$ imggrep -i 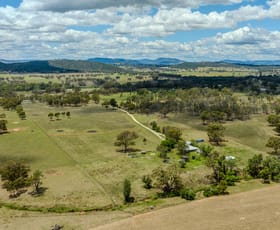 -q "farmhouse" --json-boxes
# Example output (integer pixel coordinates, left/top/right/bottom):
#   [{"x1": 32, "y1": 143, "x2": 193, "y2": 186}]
[{"x1": 186, "y1": 141, "x2": 201, "y2": 153}]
